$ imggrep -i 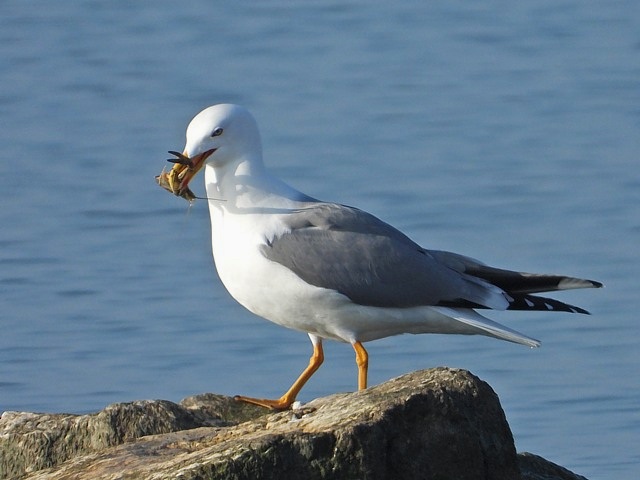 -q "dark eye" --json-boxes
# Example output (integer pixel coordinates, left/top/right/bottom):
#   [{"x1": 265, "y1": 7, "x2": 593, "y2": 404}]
[{"x1": 210, "y1": 127, "x2": 223, "y2": 137}]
